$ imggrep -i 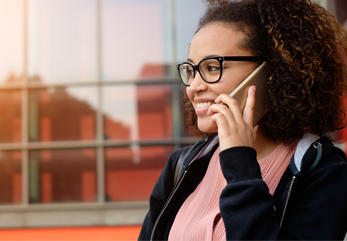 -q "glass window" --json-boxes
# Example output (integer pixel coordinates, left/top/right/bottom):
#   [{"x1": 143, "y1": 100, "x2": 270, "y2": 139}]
[
  {"x1": 29, "y1": 148, "x2": 97, "y2": 203},
  {"x1": 175, "y1": 0, "x2": 206, "y2": 63},
  {"x1": 29, "y1": 87, "x2": 97, "y2": 142},
  {"x1": 105, "y1": 145, "x2": 173, "y2": 201},
  {"x1": 28, "y1": 0, "x2": 97, "y2": 83},
  {"x1": 316, "y1": 0, "x2": 327, "y2": 8},
  {"x1": 103, "y1": 84, "x2": 174, "y2": 141},
  {"x1": 334, "y1": 0, "x2": 347, "y2": 25},
  {"x1": 0, "y1": 150, "x2": 22, "y2": 204},
  {"x1": 0, "y1": 0, "x2": 24, "y2": 84},
  {"x1": 0, "y1": 90, "x2": 22, "y2": 143},
  {"x1": 102, "y1": 0, "x2": 172, "y2": 81}
]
